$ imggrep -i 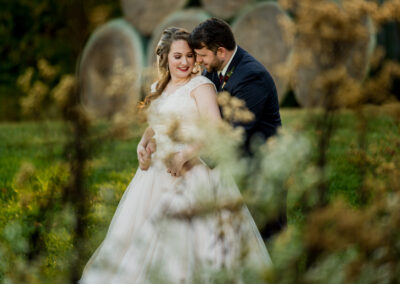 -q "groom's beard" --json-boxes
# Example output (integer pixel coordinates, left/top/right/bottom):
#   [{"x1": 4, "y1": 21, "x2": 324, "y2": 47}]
[{"x1": 205, "y1": 58, "x2": 224, "y2": 73}]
